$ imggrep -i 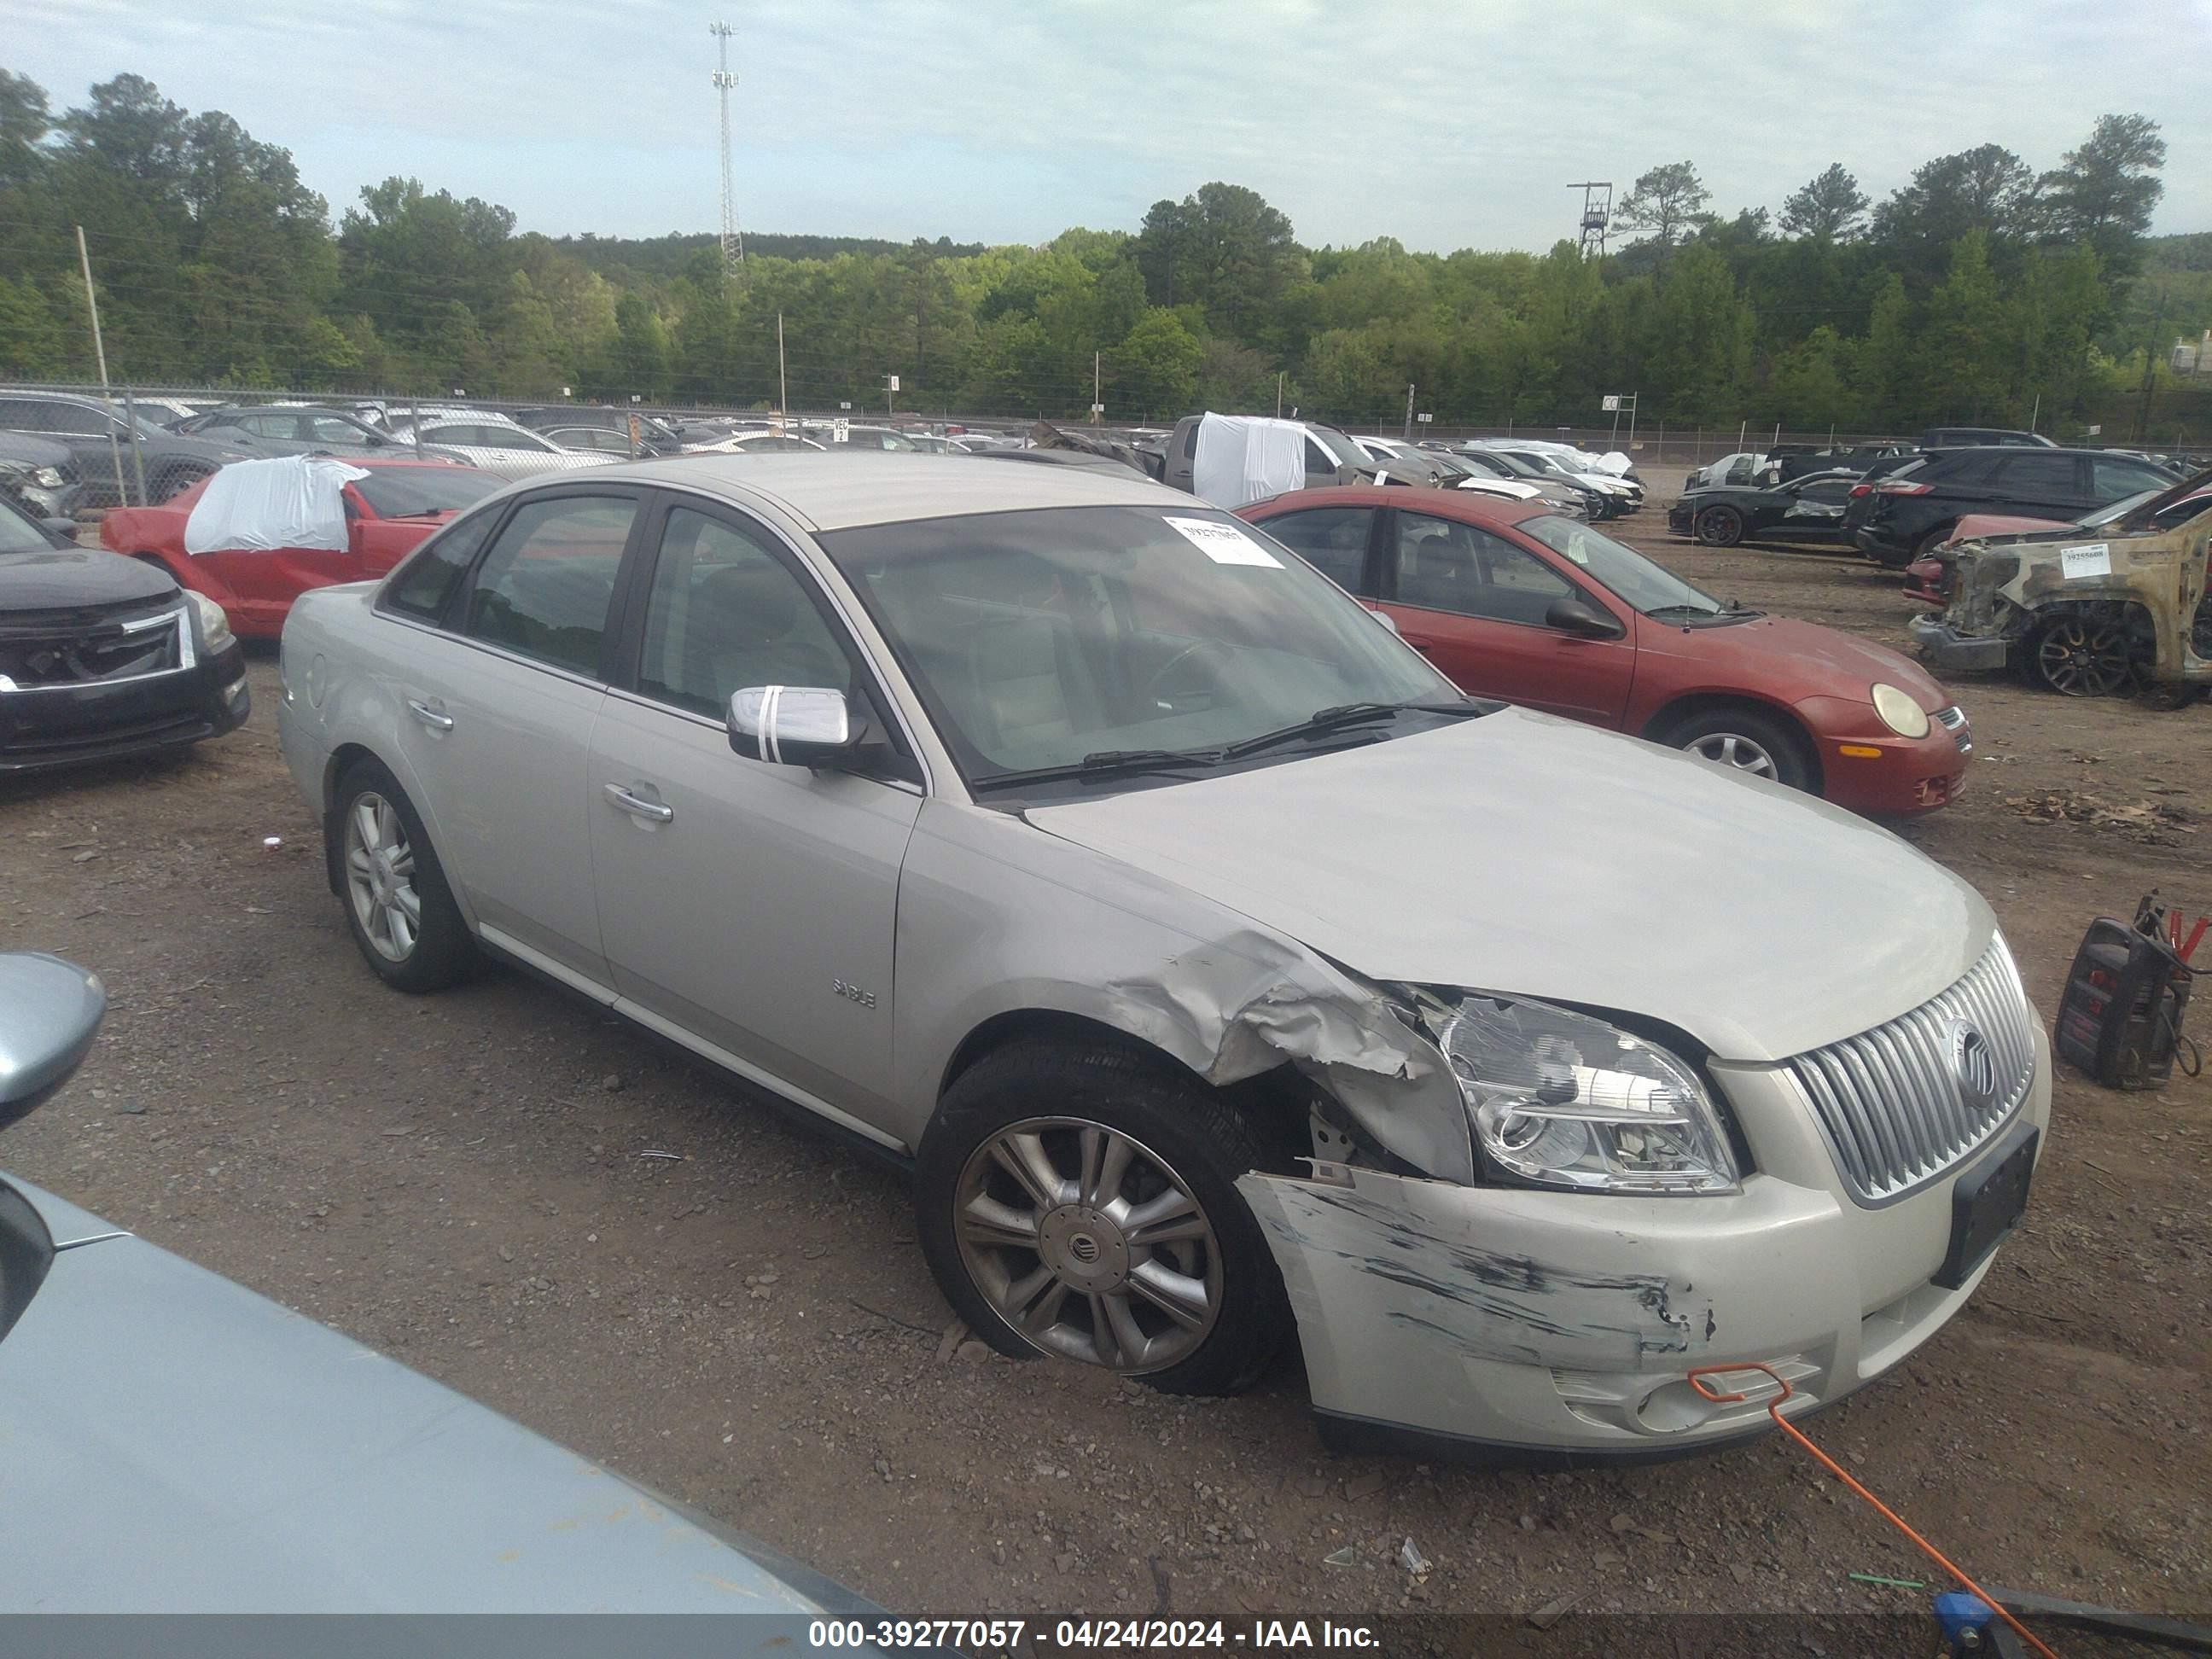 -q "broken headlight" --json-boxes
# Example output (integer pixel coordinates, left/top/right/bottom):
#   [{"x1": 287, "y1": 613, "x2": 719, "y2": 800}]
[{"x1": 1440, "y1": 998, "x2": 1739, "y2": 1196}]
